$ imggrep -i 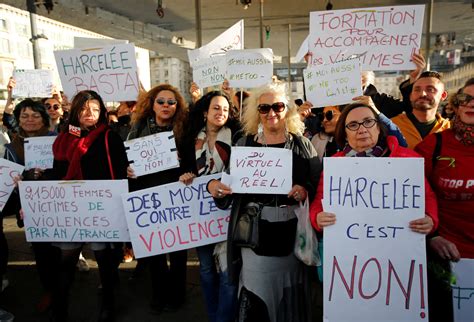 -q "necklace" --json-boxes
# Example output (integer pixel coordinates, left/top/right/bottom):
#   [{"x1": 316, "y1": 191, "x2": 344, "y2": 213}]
[{"x1": 258, "y1": 131, "x2": 291, "y2": 149}]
